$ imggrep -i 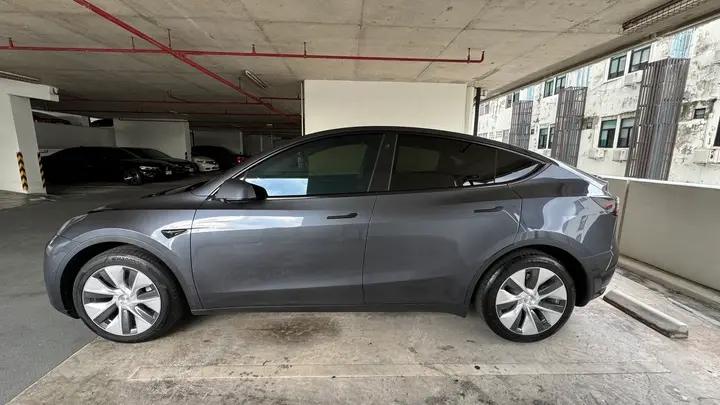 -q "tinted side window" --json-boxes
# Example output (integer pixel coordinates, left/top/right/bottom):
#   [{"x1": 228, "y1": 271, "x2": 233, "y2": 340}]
[
  {"x1": 390, "y1": 135, "x2": 496, "y2": 192},
  {"x1": 495, "y1": 149, "x2": 540, "y2": 183},
  {"x1": 245, "y1": 134, "x2": 382, "y2": 197}
]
